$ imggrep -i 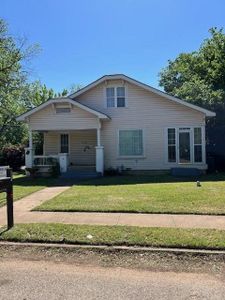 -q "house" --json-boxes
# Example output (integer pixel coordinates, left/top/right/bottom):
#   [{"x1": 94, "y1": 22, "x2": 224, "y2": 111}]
[{"x1": 16, "y1": 74, "x2": 215, "y2": 175}]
